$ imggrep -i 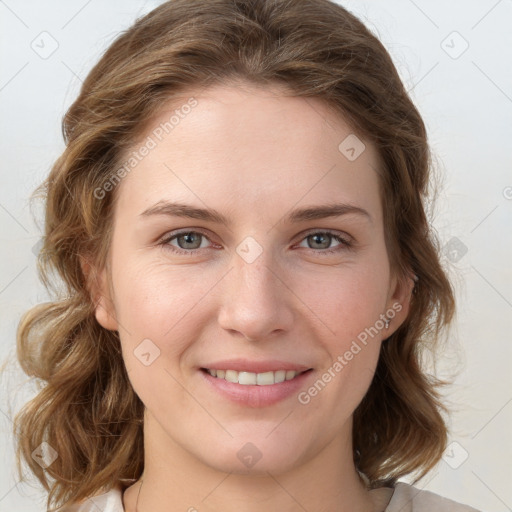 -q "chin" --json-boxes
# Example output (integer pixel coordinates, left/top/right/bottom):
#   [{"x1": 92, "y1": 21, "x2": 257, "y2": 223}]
[{"x1": 194, "y1": 438, "x2": 305, "y2": 476}]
